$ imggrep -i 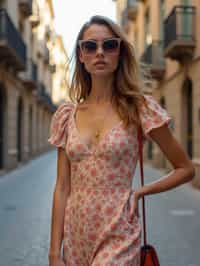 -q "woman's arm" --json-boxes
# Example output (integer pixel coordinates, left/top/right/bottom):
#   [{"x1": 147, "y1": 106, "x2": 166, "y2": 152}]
[
  {"x1": 48, "y1": 148, "x2": 71, "y2": 259},
  {"x1": 136, "y1": 124, "x2": 195, "y2": 198}
]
